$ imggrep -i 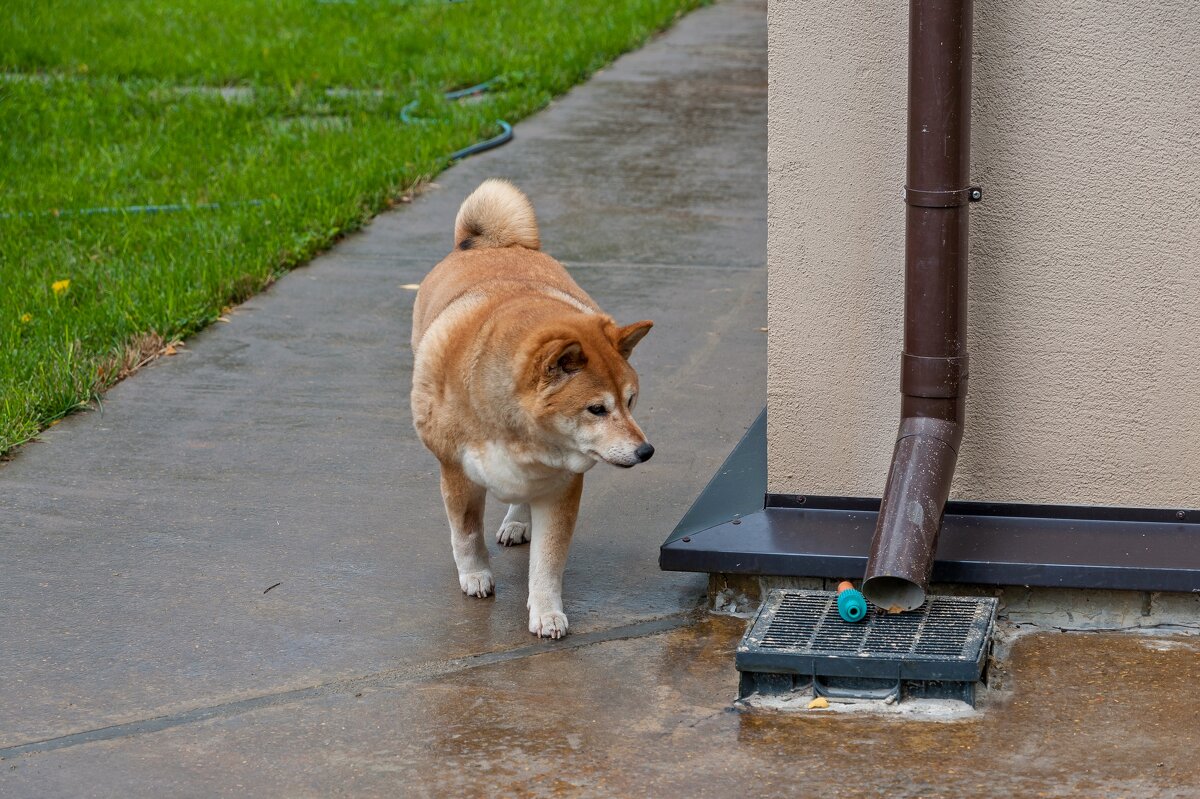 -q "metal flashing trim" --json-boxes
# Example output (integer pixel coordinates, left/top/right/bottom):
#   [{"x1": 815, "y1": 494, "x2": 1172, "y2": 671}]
[
  {"x1": 662, "y1": 407, "x2": 766, "y2": 546},
  {"x1": 767, "y1": 493, "x2": 1198, "y2": 525},
  {"x1": 660, "y1": 409, "x2": 1200, "y2": 592},
  {"x1": 661, "y1": 503, "x2": 1200, "y2": 592}
]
